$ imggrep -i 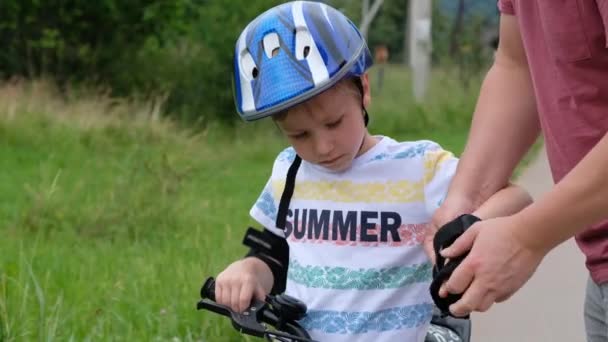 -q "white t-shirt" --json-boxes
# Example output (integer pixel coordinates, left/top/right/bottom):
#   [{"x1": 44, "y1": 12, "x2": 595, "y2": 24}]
[{"x1": 250, "y1": 136, "x2": 458, "y2": 342}]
